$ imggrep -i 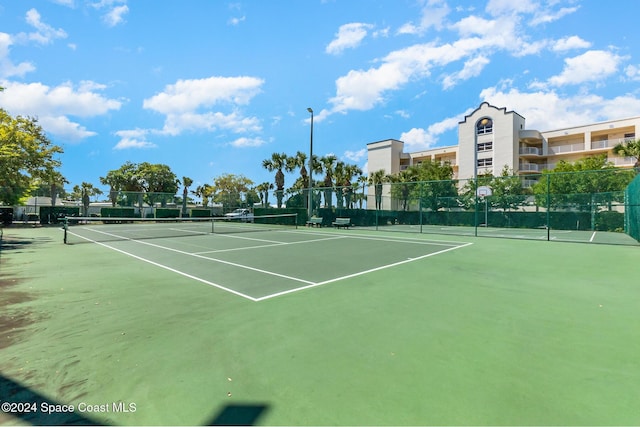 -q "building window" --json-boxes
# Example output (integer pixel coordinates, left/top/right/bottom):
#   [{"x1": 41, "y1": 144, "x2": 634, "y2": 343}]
[
  {"x1": 476, "y1": 118, "x2": 493, "y2": 135},
  {"x1": 477, "y1": 158, "x2": 493, "y2": 167},
  {"x1": 477, "y1": 141, "x2": 493, "y2": 151}
]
